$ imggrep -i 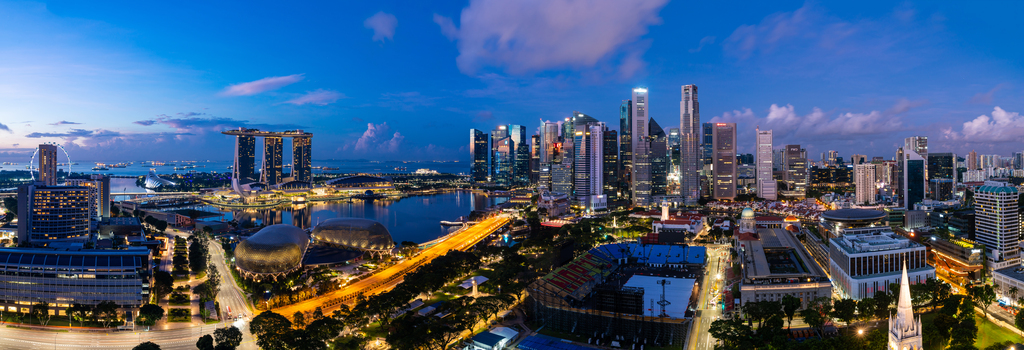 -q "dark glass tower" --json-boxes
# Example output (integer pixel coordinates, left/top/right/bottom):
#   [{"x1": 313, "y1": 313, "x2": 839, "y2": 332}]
[
  {"x1": 508, "y1": 124, "x2": 530, "y2": 186},
  {"x1": 292, "y1": 136, "x2": 312, "y2": 182},
  {"x1": 649, "y1": 118, "x2": 667, "y2": 196},
  {"x1": 603, "y1": 130, "x2": 618, "y2": 199},
  {"x1": 530, "y1": 135, "x2": 541, "y2": 185},
  {"x1": 619, "y1": 100, "x2": 632, "y2": 199},
  {"x1": 262, "y1": 137, "x2": 283, "y2": 185},
  {"x1": 236, "y1": 135, "x2": 256, "y2": 181},
  {"x1": 470, "y1": 129, "x2": 489, "y2": 182}
]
